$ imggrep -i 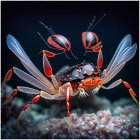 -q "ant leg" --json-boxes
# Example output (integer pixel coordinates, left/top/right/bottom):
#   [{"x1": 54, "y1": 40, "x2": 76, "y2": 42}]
[
  {"x1": 3, "y1": 68, "x2": 59, "y2": 104},
  {"x1": 92, "y1": 45, "x2": 103, "y2": 52},
  {"x1": 51, "y1": 75, "x2": 59, "y2": 90},
  {"x1": 123, "y1": 81, "x2": 138, "y2": 105},
  {"x1": 40, "y1": 50, "x2": 65, "y2": 58},
  {"x1": 86, "y1": 51, "x2": 94, "y2": 53},
  {"x1": 54, "y1": 82, "x2": 74, "y2": 134},
  {"x1": 66, "y1": 86, "x2": 75, "y2": 136},
  {"x1": 84, "y1": 51, "x2": 87, "y2": 56},
  {"x1": 59, "y1": 82, "x2": 73, "y2": 96},
  {"x1": 102, "y1": 69, "x2": 107, "y2": 78},
  {"x1": 17, "y1": 91, "x2": 41, "y2": 122},
  {"x1": 4, "y1": 86, "x2": 44, "y2": 105},
  {"x1": 2, "y1": 67, "x2": 53, "y2": 93},
  {"x1": 77, "y1": 83, "x2": 88, "y2": 97},
  {"x1": 42, "y1": 50, "x2": 70, "y2": 59},
  {"x1": 64, "y1": 51, "x2": 70, "y2": 59},
  {"x1": 69, "y1": 49, "x2": 78, "y2": 60},
  {"x1": 97, "y1": 50, "x2": 103, "y2": 68},
  {"x1": 66, "y1": 87, "x2": 72, "y2": 131},
  {"x1": 55, "y1": 52, "x2": 65, "y2": 56},
  {"x1": 4, "y1": 86, "x2": 19, "y2": 104},
  {"x1": 84, "y1": 48, "x2": 87, "y2": 56},
  {"x1": 2, "y1": 68, "x2": 14, "y2": 88},
  {"x1": 16, "y1": 86, "x2": 67, "y2": 122},
  {"x1": 102, "y1": 79, "x2": 122, "y2": 89},
  {"x1": 102, "y1": 79, "x2": 138, "y2": 105},
  {"x1": 38, "y1": 50, "x2": 56, "y2": 57},
  {"x1": 84, "y1": 50, "x2": 94, "y2": 56}
]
